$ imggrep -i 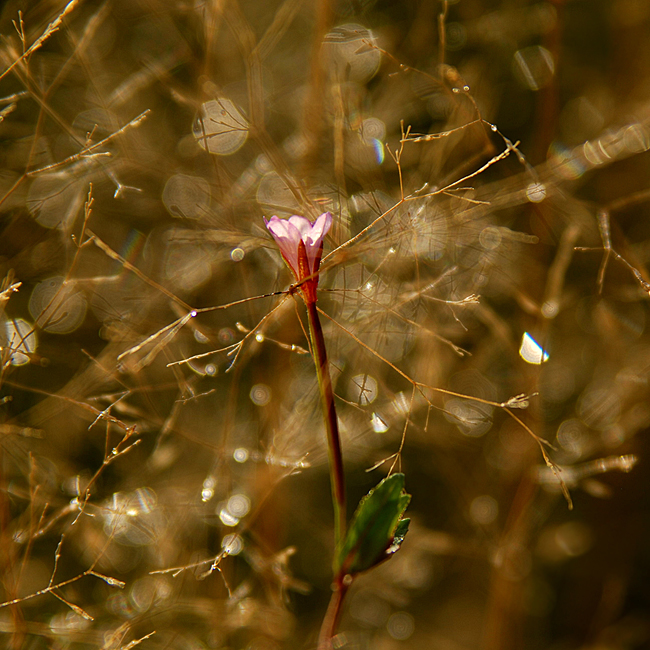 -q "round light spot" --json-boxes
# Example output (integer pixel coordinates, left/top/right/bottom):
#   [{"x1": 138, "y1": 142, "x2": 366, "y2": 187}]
[
  {"x1": 349, "y1": 374, "x2": 378, "y2": 405},
  {"x1": 222, "y1": 533, "x2": 243, "y2": 556},
  {"x1": 470, "y1": 495, "x2": 498, "y2": 525},
  {"x1": 445, "y1": 22, "x2": 466, "y2": 51},
  {"x1": 250, "y1": 383, "x2": 271, "y2": 406},
  {"x1": 231, "y1": 247, "x2": 245, "y2": 261},
  {"x1": 359, "y1": 118, "x2": 386, "y2": 145},
  {"x1": 202, "y1": 476, "x2": 216, "y2": 502},
  {"x1": 556, "y1": 419, "x2": 587, "y2": 457},
  {"x1": 193, "y1": 98, "x2": 248, "y2": 156},
  {"x1": 526, "y1": 182, "x2": 547, "y2": 203},
  {"x1": 256, "y1": 171, "x2": 298, "y2": 210},
  {"x1": 541, "y1": 299, "x2": 559, "y2": 318},
  {"x1": 227, "y1": 494, "x2": 250, "y2": 518},
  {"x1": 233, "y1": 448, "x2": 249, "y2": 463},
  {"x1": 162, "y1": 174, "x2": 210, "y2": 219},
  {"x1": 479, "y1": 226, "x2": 502, "y2": 250},
  {"x1": 322, "y1": 24, "x2": 381, "y2": 84},
  {"x1": 387, "y1": 612, "x2": 414, "y2": 640},
  {"x1": 29, "y1": 277, "x2": 87, "y2": 334},
  {"x1": 218, "y1": 327, "x2": 235, "y2": 344},
  {"x1": 218, "y1": 507, "x2": 239, "y2": 527}
]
